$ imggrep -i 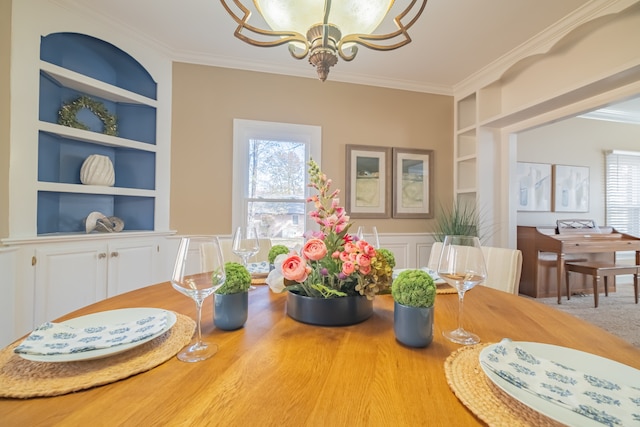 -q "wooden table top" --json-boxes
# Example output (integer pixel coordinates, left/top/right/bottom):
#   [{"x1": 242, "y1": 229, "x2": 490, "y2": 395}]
[{"x1": 2, "y1": 282, "x2": 639, "y2": 426}]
